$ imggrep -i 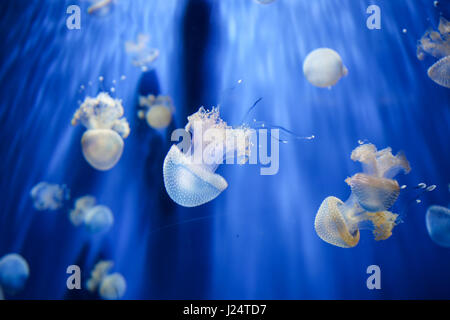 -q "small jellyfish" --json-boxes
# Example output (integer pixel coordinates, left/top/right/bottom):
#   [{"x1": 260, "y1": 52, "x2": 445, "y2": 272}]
[
  {"x1": 86, "y1": 260, "x2": 113, "y2": 293},
  {"x1": 87, "y1": 261, "x2": 126, "y2": 300},
  {"x1": 345, "y1": 143, "x2": 411, "y2": 212},
  {"x1": 0, "y1": 254, "x2": 29, "y2": 296},
  {"x1": 303, "y1": 48, "x2": 348, "y2": 88},
  {"x1": 83, "y1": 205, "x2": 114, "y2": 234},
  {"x1": 138, "y1": 94, "x2": 174, "y2": 129},
  {"x1": 125, "y1": 34, "x2": 159, "y2": 71},
  {"x1": 99, "y1": 273, "x2": 126, "y2": 300},
  {"x1": 426, "y1": 205, "x2": 450, "y2": 247},
  {"x1": 314, "y1": 143, "x2": 410, "y2": 248},
  {"x1": 72, "y1": 92, "x2": 130, "y2": 171},
  {"x1": 30, "y1": 182, "x2": 69, "y2": 211},
  {"x1": 417, "y1": 17, "x2": 450, "y2": 88},
  {"x1": 69, "y1": 195, "x2": 114, "y2": 234},
  {"x1": 163, "y1": 107, "x2": 252, "y2": 207},
  {"x1": 69, "y1": 195, "x2": 96, "y2": 225}
]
